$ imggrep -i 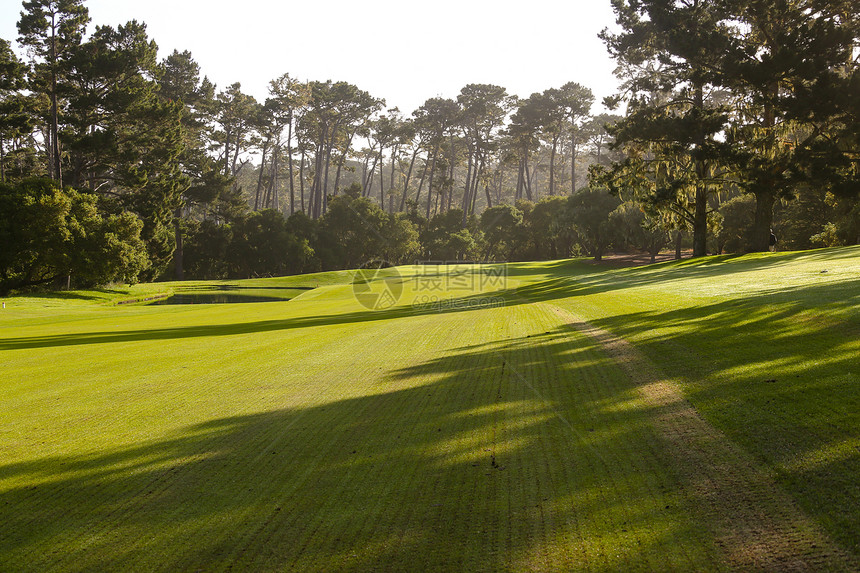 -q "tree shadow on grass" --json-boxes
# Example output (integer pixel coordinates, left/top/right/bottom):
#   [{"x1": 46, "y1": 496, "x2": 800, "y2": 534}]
[
  {"x1": 508, "y1": 247, "x2": 860, "y2": 304},
  {"x1": 576, "y1": 294, "x2": 860, "y2": 557},
  {"x1": 0, "y1": 289, "x2": 499, "y2": 351},
  {"x1": 13, "y1": 289, "x2": 123, "y2": 302},
  {"x1": 507, "y1": 250, "x2": 860, "y2": 558},
  {"x1": 0, "y1": 327, "x2": 726, "y2": 572},
  {"x1": 1, "y1": 269, "x2": 857, "y2": 569},
  {"x1": 2, "y1": 249, "x2": 857, "y2": 567},
  {"x1": 2, "y1": 259, "x2": 856, "y2": 353}
]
